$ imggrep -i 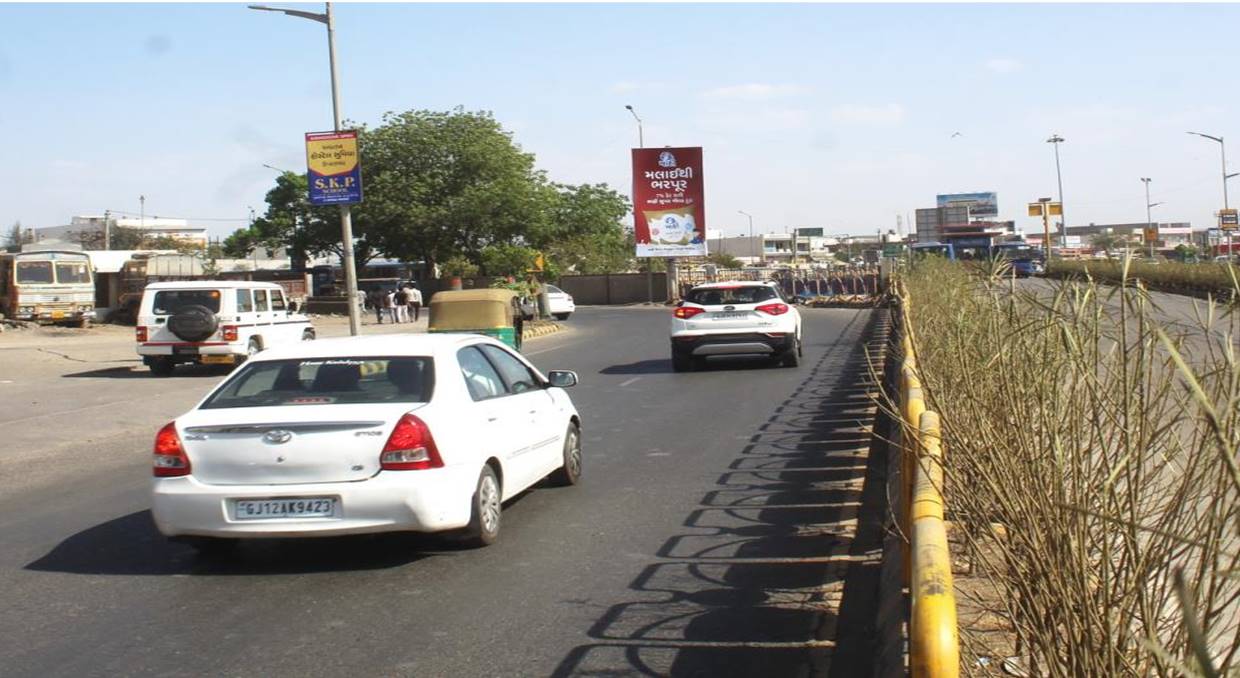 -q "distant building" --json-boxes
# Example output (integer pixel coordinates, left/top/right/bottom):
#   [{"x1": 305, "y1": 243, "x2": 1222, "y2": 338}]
[
  {"x1": 34, "y1": 215, "x2": 209, "y2": 248},
  {"x1": 1066, "y1": 222, "x2": 1195, "y2": 247}
]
